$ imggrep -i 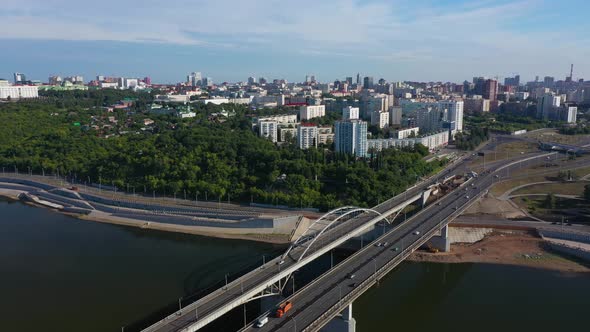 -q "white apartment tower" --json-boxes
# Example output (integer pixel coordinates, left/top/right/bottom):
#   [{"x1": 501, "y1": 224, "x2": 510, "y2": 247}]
[
  {"x1": 258, "y1": 121, "x2": 278, "y2": 143},
  {"x1": 342, "y1": 106, "x2": 359, "y2": 120},
  {"x1": 297, "y1": 125, "x2": 318, "y2": 149},
  {"x1": 300, "y1": 105, "x2": 326, "y2": 120}
]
